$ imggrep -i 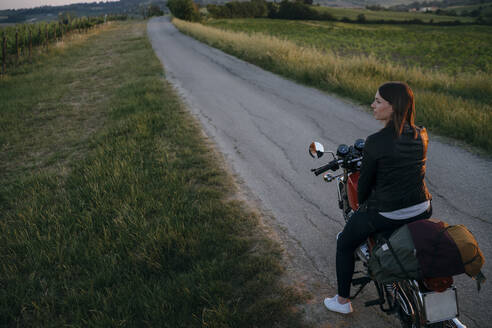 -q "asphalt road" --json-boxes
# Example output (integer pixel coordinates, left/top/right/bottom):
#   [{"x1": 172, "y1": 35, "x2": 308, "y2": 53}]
[{"x1": 148, "y1": 16, "x2": 492, "y2": 327}]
